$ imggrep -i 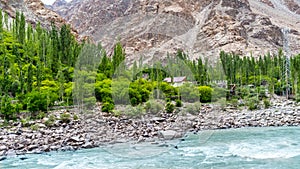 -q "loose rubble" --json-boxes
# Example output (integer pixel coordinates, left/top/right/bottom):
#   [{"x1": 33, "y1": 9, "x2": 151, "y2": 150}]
[{"x1": 0, "y1": 98, "x2": 299, "y2": 157}]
